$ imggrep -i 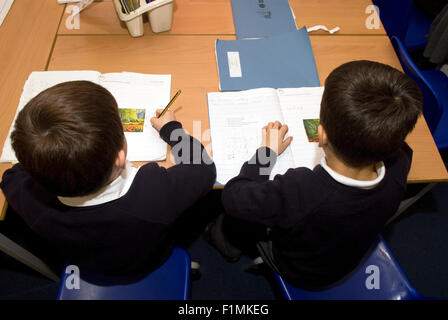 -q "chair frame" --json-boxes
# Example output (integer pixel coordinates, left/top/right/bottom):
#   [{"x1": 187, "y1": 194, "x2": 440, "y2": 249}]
[{"x1": 391, "y1": 36, "x2": 443, "y2": 134}]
